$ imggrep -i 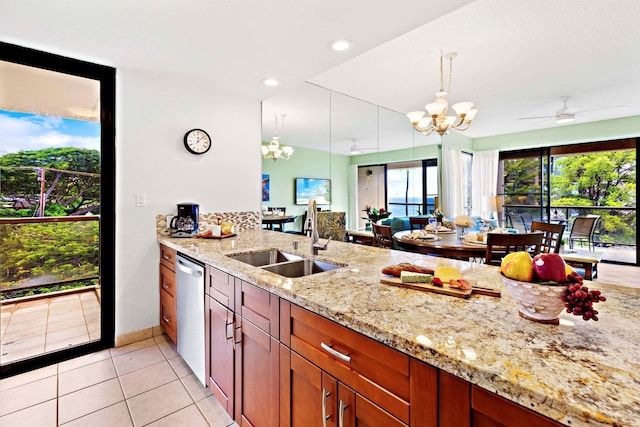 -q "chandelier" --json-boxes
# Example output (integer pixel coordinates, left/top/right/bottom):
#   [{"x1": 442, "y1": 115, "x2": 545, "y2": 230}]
[
  {"x1": 407, "y1": 51, "x2": 478, "y2": 137},
  {"x1": 262, "y1": 114, "x2": 294, "y2": 161}
]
